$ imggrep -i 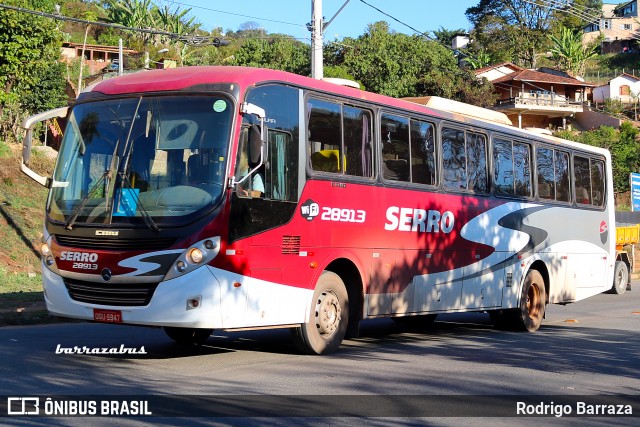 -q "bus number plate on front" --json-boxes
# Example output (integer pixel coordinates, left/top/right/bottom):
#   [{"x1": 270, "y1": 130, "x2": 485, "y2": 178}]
[{"x1": 93, "y1": 309, "x2": 122, "y2": 323}]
